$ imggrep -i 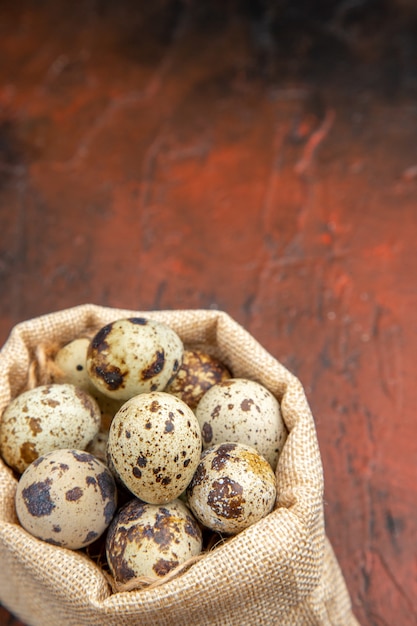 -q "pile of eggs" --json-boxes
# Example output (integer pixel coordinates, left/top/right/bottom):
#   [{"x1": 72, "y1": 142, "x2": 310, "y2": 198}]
[{"x1": 0, "y1": 317, "x2": 287, "y2": 585}]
